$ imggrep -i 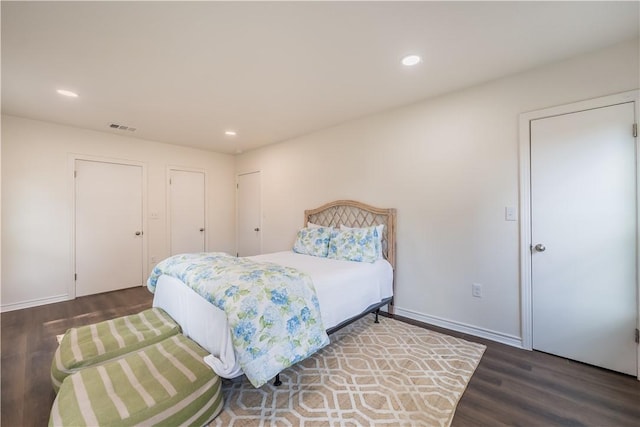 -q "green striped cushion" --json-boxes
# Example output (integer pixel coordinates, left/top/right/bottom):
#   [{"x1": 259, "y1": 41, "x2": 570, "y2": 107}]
[
  {"x1": 49, "y1": 334, "x2": 223, "y2": 426},
  {"x1": 51, "y1": 308, "x2": 181, "y2": 392}
]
